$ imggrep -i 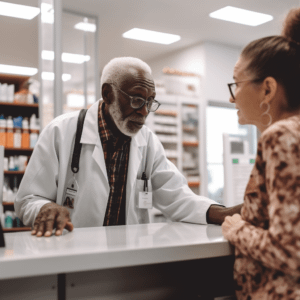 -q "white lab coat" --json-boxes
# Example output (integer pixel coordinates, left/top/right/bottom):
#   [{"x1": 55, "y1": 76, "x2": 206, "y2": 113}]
[{"x1": 15, "y1": 100, "x2": 218, "y2": 228}]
